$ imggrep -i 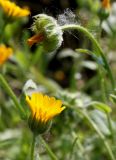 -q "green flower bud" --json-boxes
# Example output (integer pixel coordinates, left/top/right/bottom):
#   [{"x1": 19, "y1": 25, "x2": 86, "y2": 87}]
[
  {"x1": 28, "y1": 14, "x2": 63, "y2": 53},
  {"x1": 98, "y1": 8, "x2": 110, "y2": 21},
  {"x1": 28, "y1": 115, "x2": 51, "y2": 135},
  {"x1": 98, "y1": 0, "x2": 110, "y2": 21}
]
